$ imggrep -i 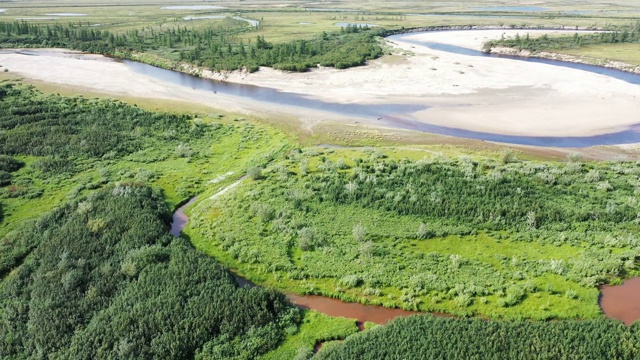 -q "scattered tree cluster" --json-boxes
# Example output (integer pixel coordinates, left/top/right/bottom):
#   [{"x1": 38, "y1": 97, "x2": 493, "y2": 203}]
[{"x1": 0, "y1": 21, "x2": 385, "y2": 72}]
